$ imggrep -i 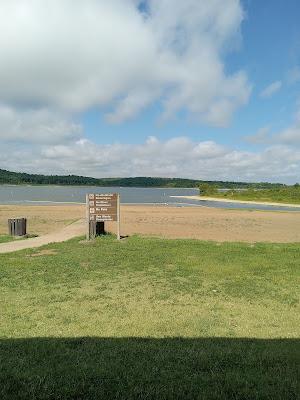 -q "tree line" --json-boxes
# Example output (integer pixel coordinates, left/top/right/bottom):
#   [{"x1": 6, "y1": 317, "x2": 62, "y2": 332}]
[{"x1": 0, "y1": 168, "x2": 289, "y2": 189}]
